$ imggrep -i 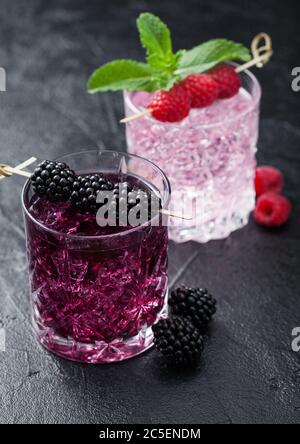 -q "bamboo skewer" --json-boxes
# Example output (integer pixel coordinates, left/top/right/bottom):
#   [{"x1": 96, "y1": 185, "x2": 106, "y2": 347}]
[
  {"x1": 0, "y1": 157, "x2": 191, "y2": 220},
  {"x1": 2, "y1": 166, "x2": 32, "y2": 178},
  {"x1": 236, "y1": 32, "x2": 273, "y2": 72},
  {"x1": 12, "y1": 156, "x2": 37, "y2": 171},
  {"x1": 160, "y1": 208, "x2": 192, "y2": 220},
  {"x1": 0, "y1": 157, "x2": 36, "y2": 180},
  {"x1": 235, "y1": 52, "x2": 272, "y2": 73},
  {"x1": 121, "y1": 108, "x2": 153, "y2": 123},
  {"x1": 120, "y1": 33, "x2": 273, "y2": 124}
]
